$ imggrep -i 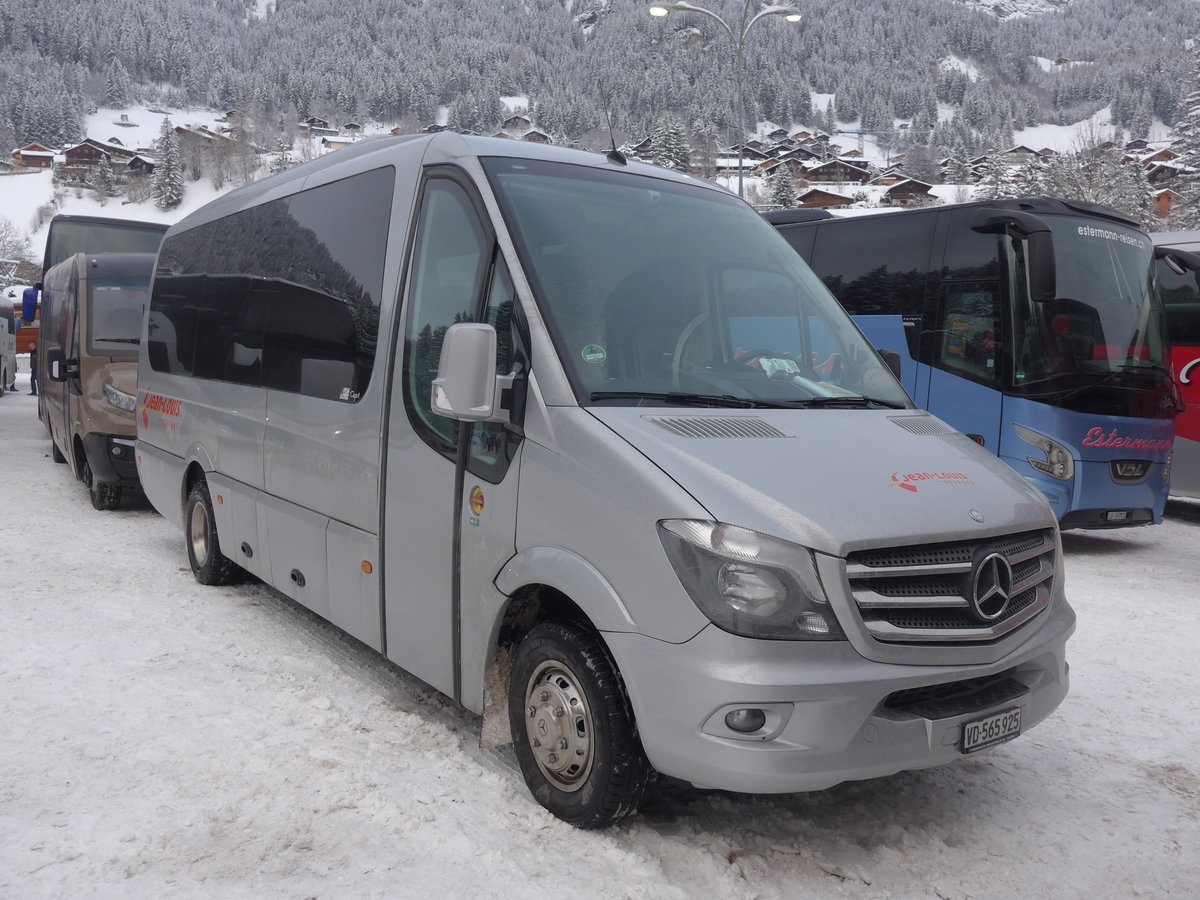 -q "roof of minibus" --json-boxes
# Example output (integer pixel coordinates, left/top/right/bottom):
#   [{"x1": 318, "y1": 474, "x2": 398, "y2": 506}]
[
  {"x1": 1151, "y1": 230, "x2": 1200, "y2": 250},
  {"x1": 167, "y1": 132, "x2": 731, "y2": 236}
]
